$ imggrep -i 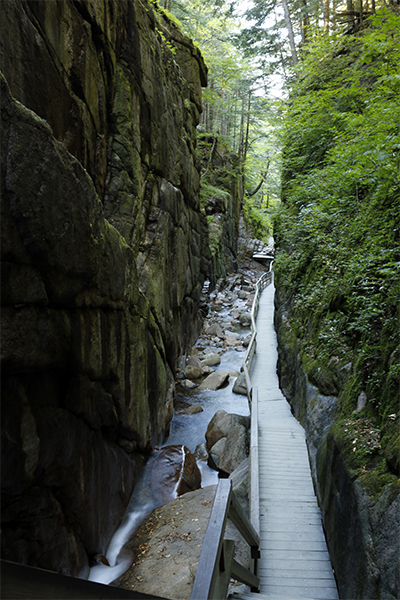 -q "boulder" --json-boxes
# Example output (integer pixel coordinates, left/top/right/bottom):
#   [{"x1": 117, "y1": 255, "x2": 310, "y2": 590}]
[
  {"x1": 198, "y1": 371, "x2": 230, "y2": 391},
  {"x1": 239, "y1": 313, "x2": 252, "y2": 327},
  {"x1": 182, "y1": 379, "x2": 198, "y2": 389},
  {"x1": 243, "y1": 334, "x2": 252, "y2": 348},
  {"x1": 119, "y1": 486, "x2": 250, "y2": 599},
  {"x1": 229, "y1": 458, "x2": 250, "y2": 515},
  {"x1": 205, "y1": 410, "x2": 249, "y2": 449},
  {"x1": 208, "y1": 437, "x2": 227, "y2": 468},
  {"x1": 151, "y1": 446, "x2": 201, "y2": 503},
  {"x1": 233, "y1": 372, "x2": 248, "y2": 396},
  {"x1": 184, "y1": 365, "x2": 204, "y2": 380},
  {"x1": 194, "y1": 443, "x2": 209, "y2": 461},
  {"x1": 182, "y1": 404, "x2": 203, "y2": 415},
  {"x1": 201, "y1": 352, "x2": 221, "y2": 367},
  {"x1": 187, "y1": 356, "x2": 203, "y2": 369},
  {"x1": 218, "y1": 425, "x2": 248, "y2": 475},
  {"x1": 225, "y1": 335, "x2": 242, "y2": 347},
  {"x1": 205, "y1": 323, "x2": 225, "y2": 338}
]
